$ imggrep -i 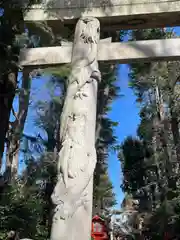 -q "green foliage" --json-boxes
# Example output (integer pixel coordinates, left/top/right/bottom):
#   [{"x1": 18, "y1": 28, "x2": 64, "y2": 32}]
[
  {"x1": 119, "y1": 28, "x2": 180, "y2": 238},
  {"x1": 120, "y1": 137, "x2": 147, "y2": 194},
  {"x1": 137, "y1": 106, "x2": 154, "y2": 141},
  {"x1": 93, "y1": 62, "x2": 120, "y2": 218},
  {"x1": 93, "y1": 171, "x2": 117, "y2": 216},
  {"x1": 0, "y1": 180, "x2": 48, "y2": 239}
]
